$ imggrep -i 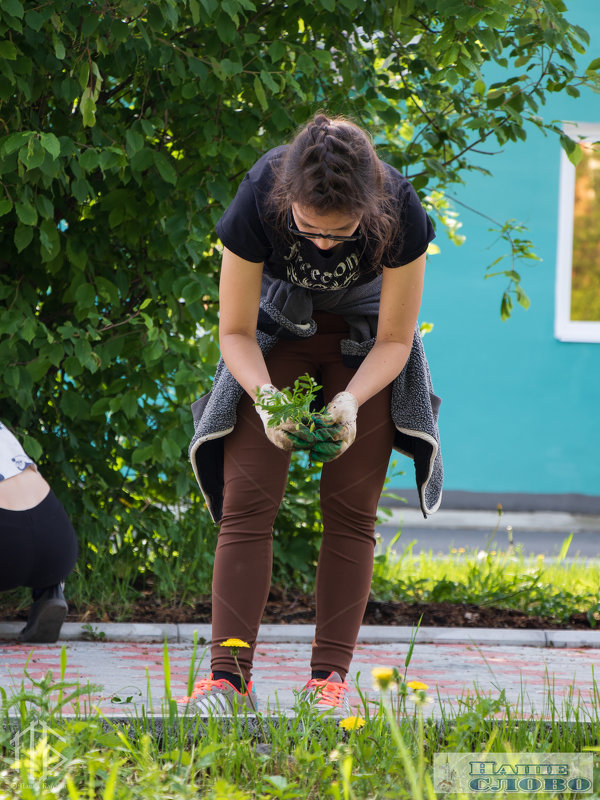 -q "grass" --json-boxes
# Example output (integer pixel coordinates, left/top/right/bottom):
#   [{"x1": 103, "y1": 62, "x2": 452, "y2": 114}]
[
  {"x1": 371, "y1": 531, "x2": 600, "y2": 625},
  {"x1": 2, "y1": 633, "x2": 600, "y2": 798}
]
